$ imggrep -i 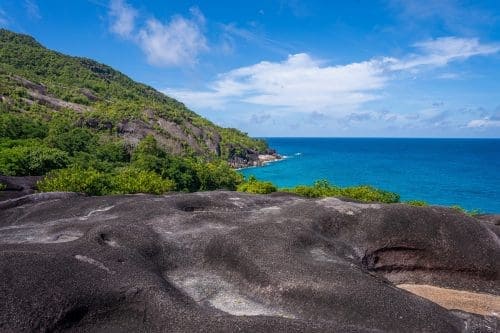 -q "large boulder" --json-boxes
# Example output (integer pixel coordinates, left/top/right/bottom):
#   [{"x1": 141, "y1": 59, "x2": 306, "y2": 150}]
[{"x1": 0, "y1": 191, "x2": 498, "y2": 332}]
